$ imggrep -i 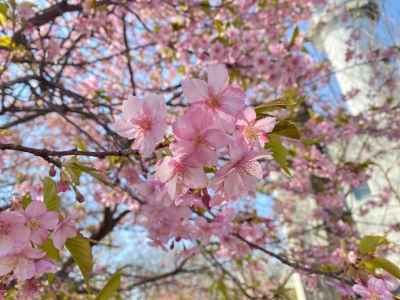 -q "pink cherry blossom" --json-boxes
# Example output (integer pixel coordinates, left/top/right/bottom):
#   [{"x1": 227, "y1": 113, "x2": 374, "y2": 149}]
[
  {"x1": 0, "y1": 246, "x2": 53, "y2": 281},
  {"x1": 51, "y1": 216, "x2": 77, "y2": 250},
  {"x1": 0, "y1": 211, "x2": 30, "y2": 256},
  {"x1": 136, "y1": 179, "x2": 172, "y2": 205},
  {"x1": 212, "y1": 138, "x2": 266, "y2": 201},
  {"x1": 353, "y1": 277, "x2": 394, "y2": 300},
  {"x1": 236, "y1": 107, "x2": 276, "y2": 147},
  {"x1": 156, "y1": 155, "x2": 207, "y2": 200},
  {"x1": 172, "y1": 107, "x2": 230, "y2": 167},
  {"x1": 24, "y1": 201, "x2": 59, "y2": 245},
  {"x1": 19, "y1": 280, "x2": 40, "y2": 299},
  {"x1": 112, "y1": 94, "x2": 167, "y2": 157},
  {"x1": 182, "y1": 64, "x2": 245, "y2": 132}
]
